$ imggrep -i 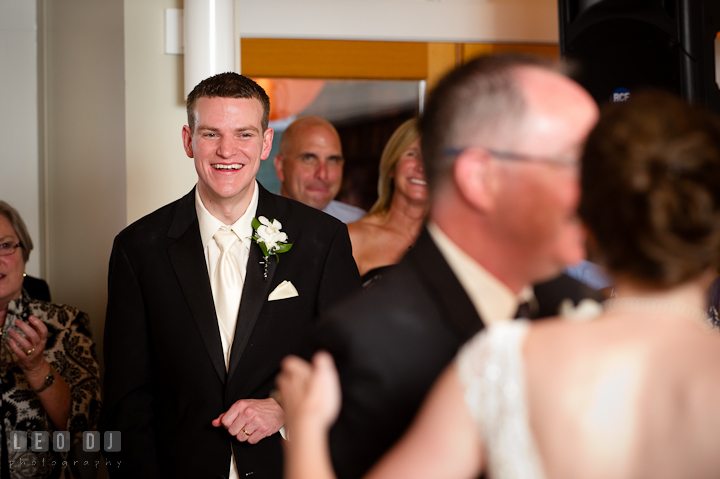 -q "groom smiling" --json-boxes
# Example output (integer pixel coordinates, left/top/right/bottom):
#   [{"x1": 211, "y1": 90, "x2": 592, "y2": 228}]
[{"x1": 100, "y1": 73, "x2": 360, "y2": 479}]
